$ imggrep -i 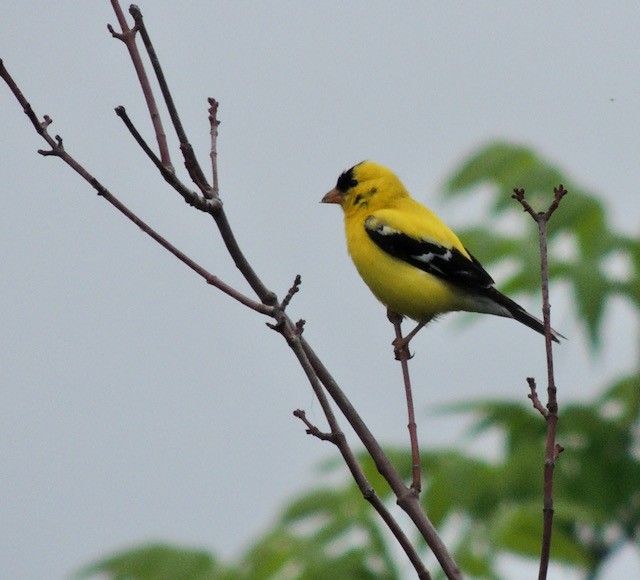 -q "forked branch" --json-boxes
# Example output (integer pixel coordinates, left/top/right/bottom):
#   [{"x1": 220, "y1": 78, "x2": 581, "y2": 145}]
[
  {"x1": 513, "y1": 185, "x2": 567, "y2": 580},
  {"x1": 1, "y1": 4, "x2": 463, "y2": 578}
]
